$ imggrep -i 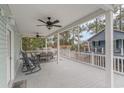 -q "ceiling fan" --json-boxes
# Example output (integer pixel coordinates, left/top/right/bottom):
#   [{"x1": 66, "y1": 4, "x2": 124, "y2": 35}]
[
  {"x1": 35, "y1": 32, "x2": 43, "y2": 38},
  {"x1": 37, "y1": 17, "x2": 62, "y2": 30}
]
